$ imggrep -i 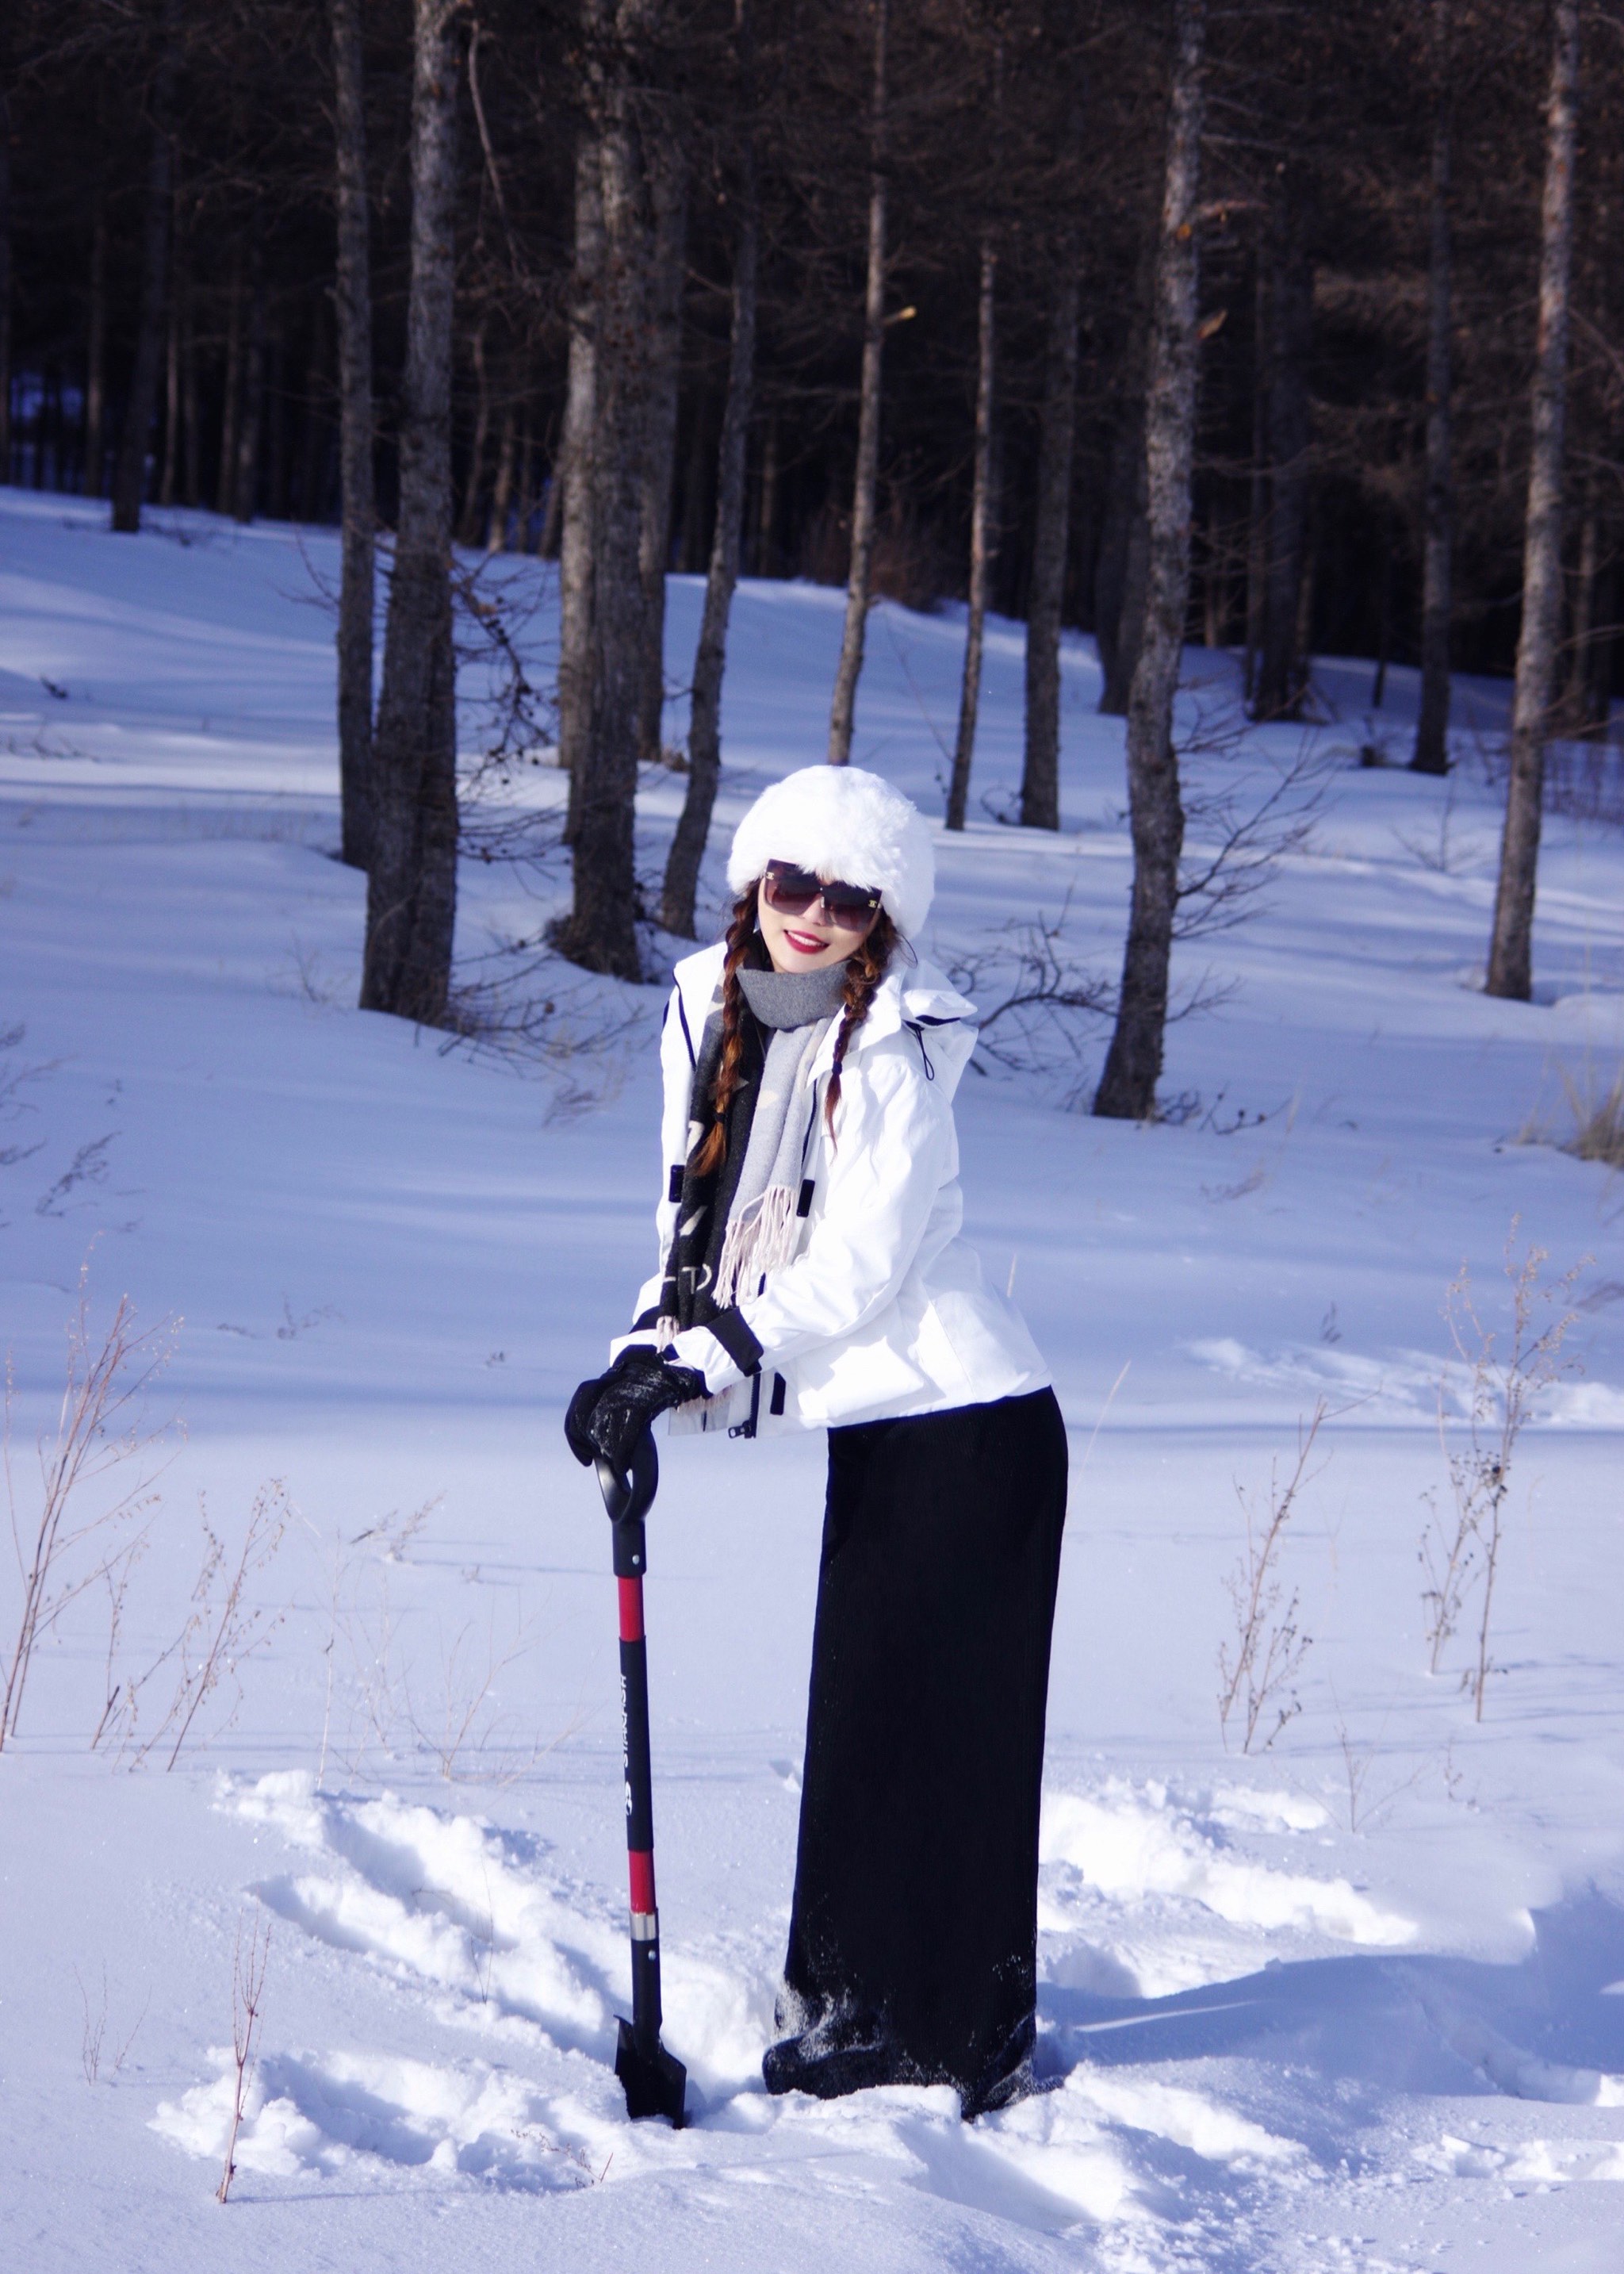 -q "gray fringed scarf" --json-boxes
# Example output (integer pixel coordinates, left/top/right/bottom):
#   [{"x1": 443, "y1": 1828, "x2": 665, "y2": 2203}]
[{"x1": 718, "y1": 964, "x2": 846, "y2": 1303}]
